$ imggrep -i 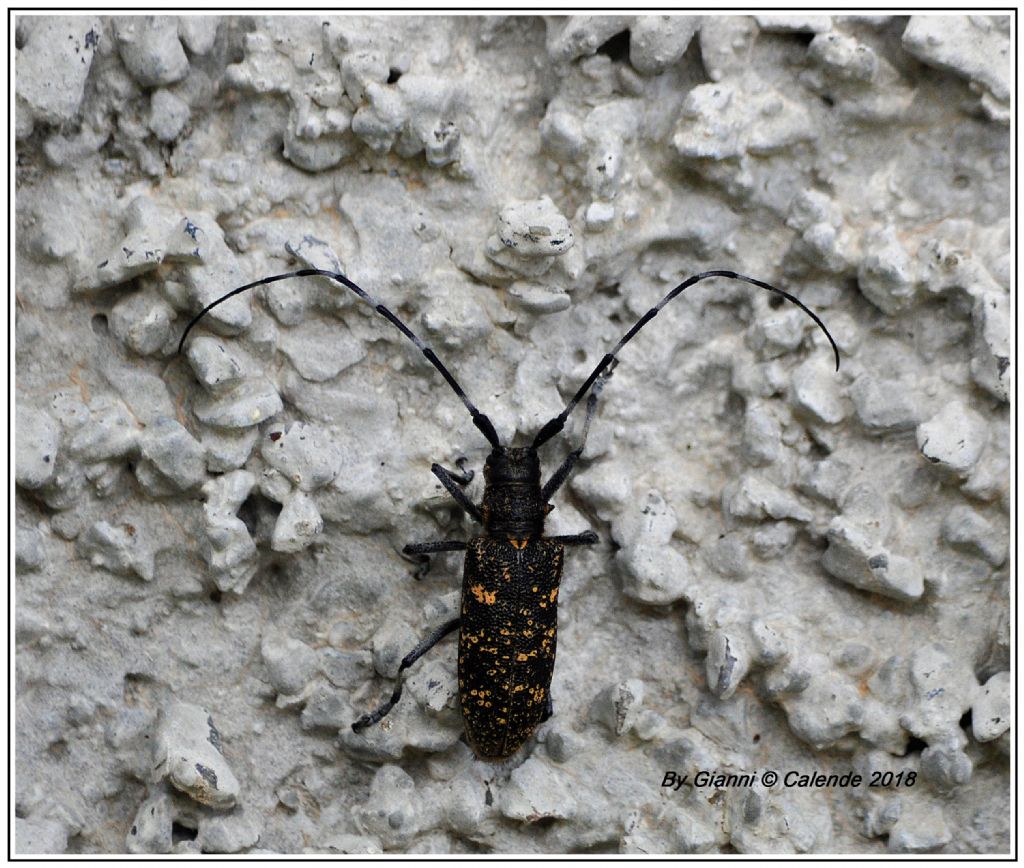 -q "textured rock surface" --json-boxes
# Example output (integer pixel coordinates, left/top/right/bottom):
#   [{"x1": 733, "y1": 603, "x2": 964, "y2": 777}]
[{"x1": 15, "y1": 14, "x2": 1009, "y2": 855}]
